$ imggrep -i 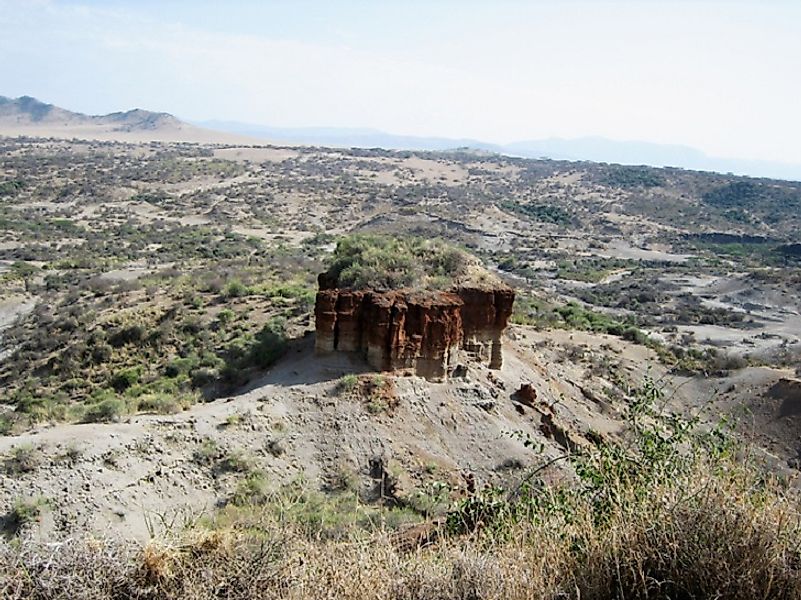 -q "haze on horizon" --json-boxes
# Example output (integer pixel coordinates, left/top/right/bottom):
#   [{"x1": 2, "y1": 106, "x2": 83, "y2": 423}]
[{"x1": 1, "y1": 0, "x2": 801, "y2": 167}]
